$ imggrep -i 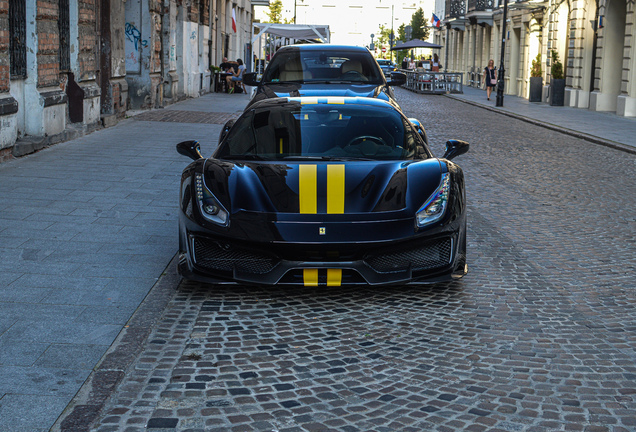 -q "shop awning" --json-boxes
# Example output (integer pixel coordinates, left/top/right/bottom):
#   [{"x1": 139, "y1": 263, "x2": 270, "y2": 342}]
[
  {"x1": 252, "y1": 23, "x2": 330, "y2": 44},
  {"x1": 391, "y1": 39, "x2": 443, "y2": 50}
]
